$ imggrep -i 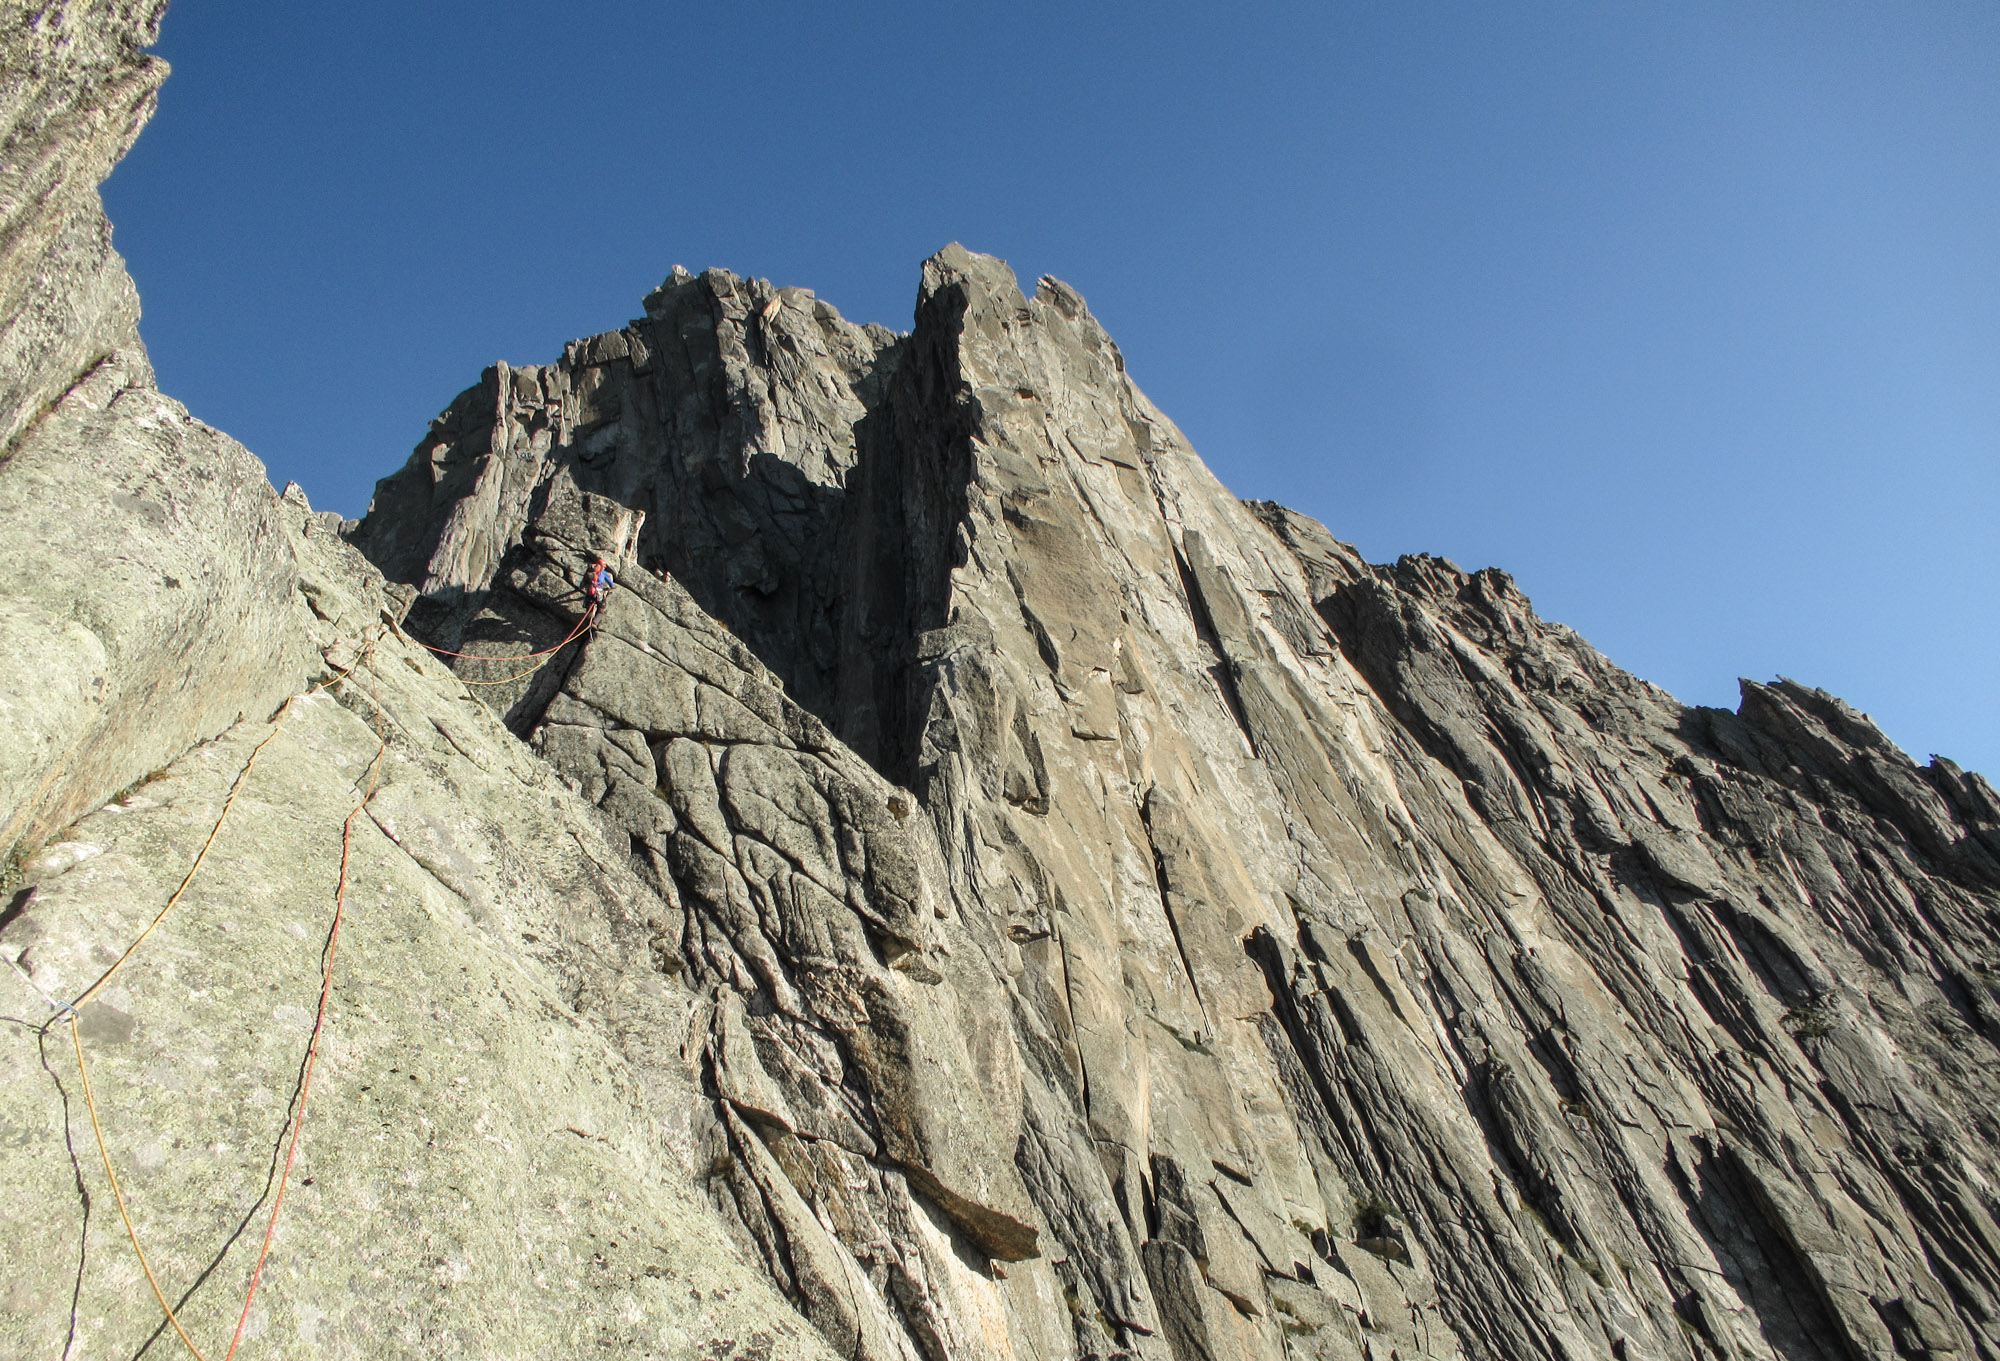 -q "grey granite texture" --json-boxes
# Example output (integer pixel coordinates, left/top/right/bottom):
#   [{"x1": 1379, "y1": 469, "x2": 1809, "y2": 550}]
[
  {"x1": 5, "y1": 4, "x2": 1998, "y2": 1358},
  {"x1": 354, "y1": 238, "x2": 2000, "y2": 1361},
  {"x1": 0, "y1": 6, "x2": 840, "y2": 1357}
]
